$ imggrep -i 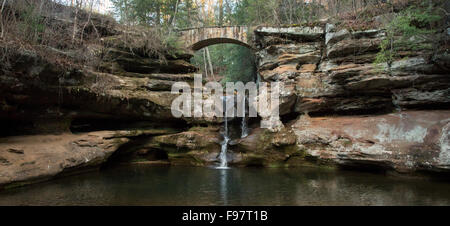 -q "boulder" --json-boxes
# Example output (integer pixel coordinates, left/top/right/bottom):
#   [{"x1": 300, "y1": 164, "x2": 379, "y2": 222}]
[
  {"x1": 0, "y1": 131, "x2": 129, "y2": 189},
  {"x1": 144, "y1": 126, "x2": 221, "y2": 166},
  {"x1": 232, "y1": 126, "x2": 303, "y2": 167}
]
